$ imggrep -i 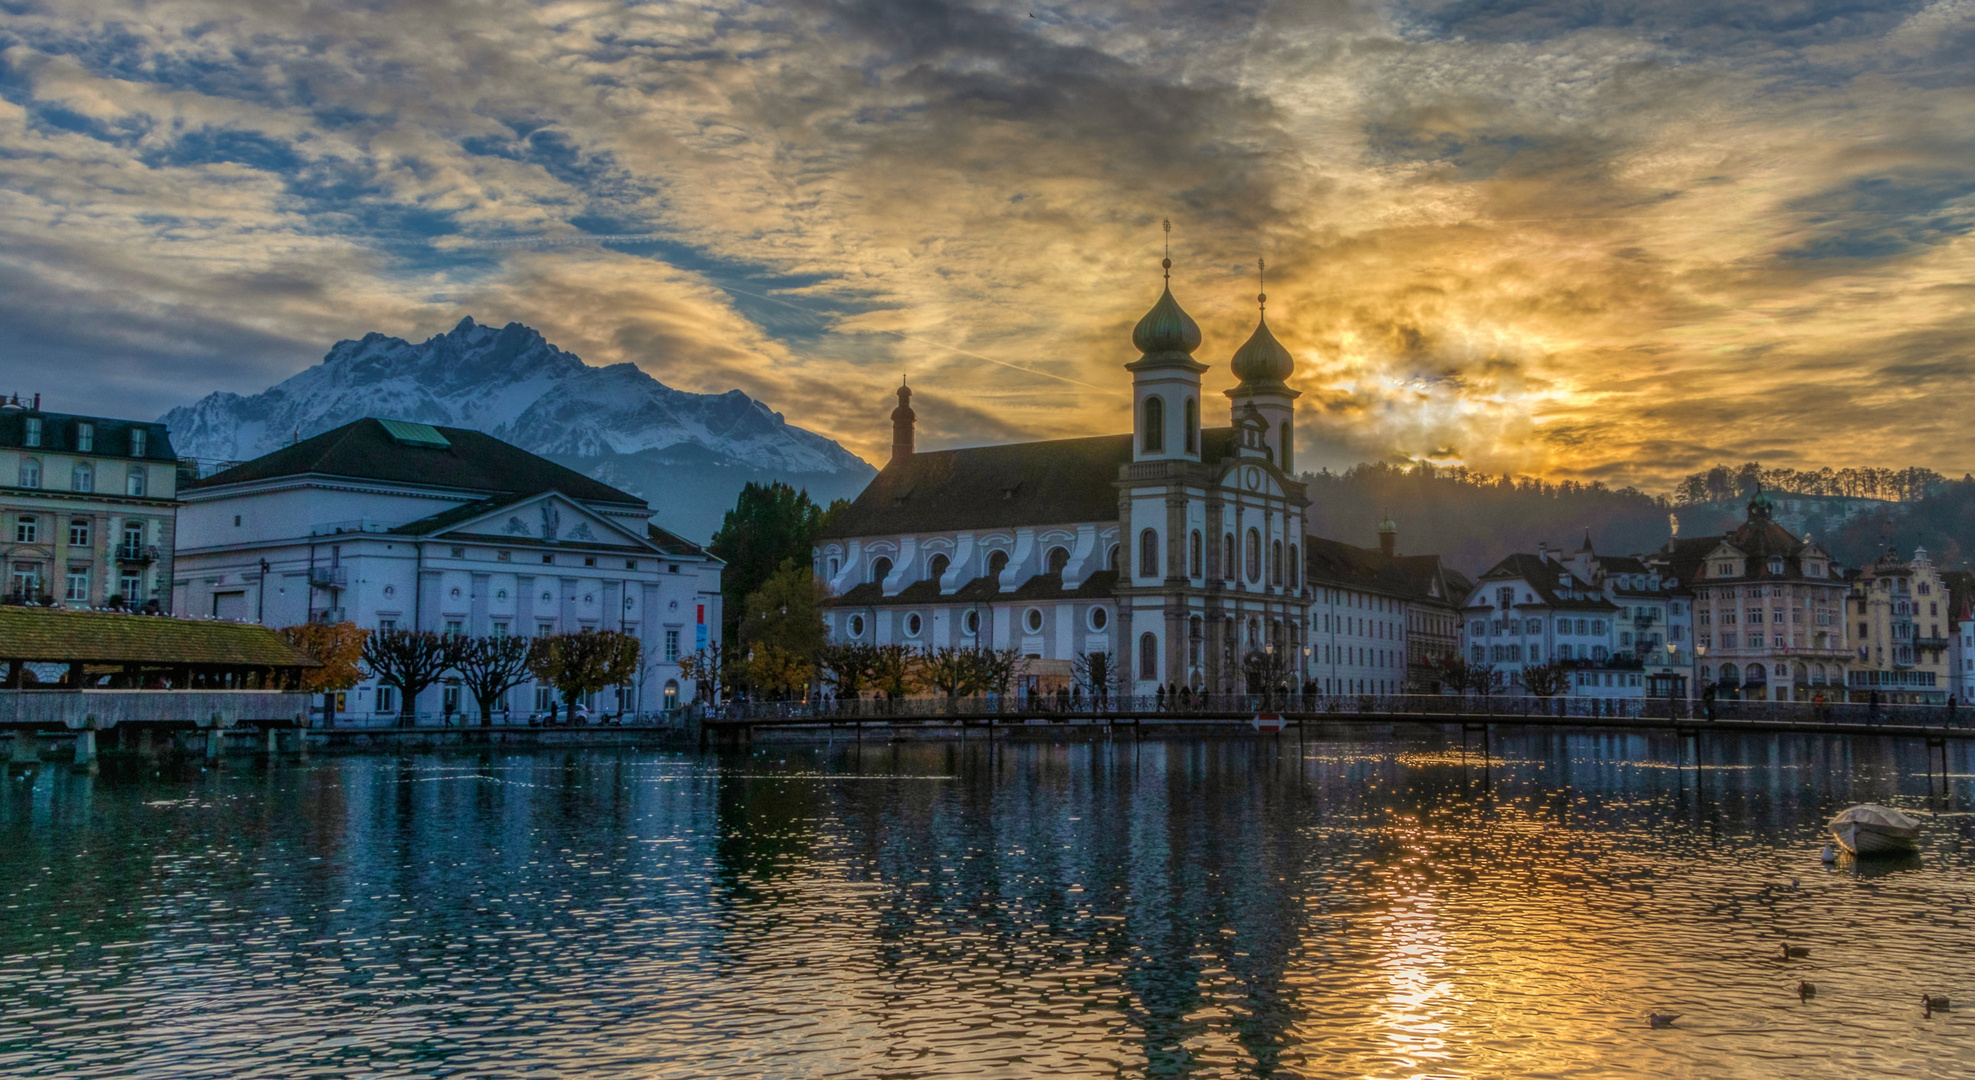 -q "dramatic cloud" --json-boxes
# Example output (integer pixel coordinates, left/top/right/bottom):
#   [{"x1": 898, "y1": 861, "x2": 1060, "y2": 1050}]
[{"x1": 2, "y1": 0, "x2": 1971, "y2": 485}]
